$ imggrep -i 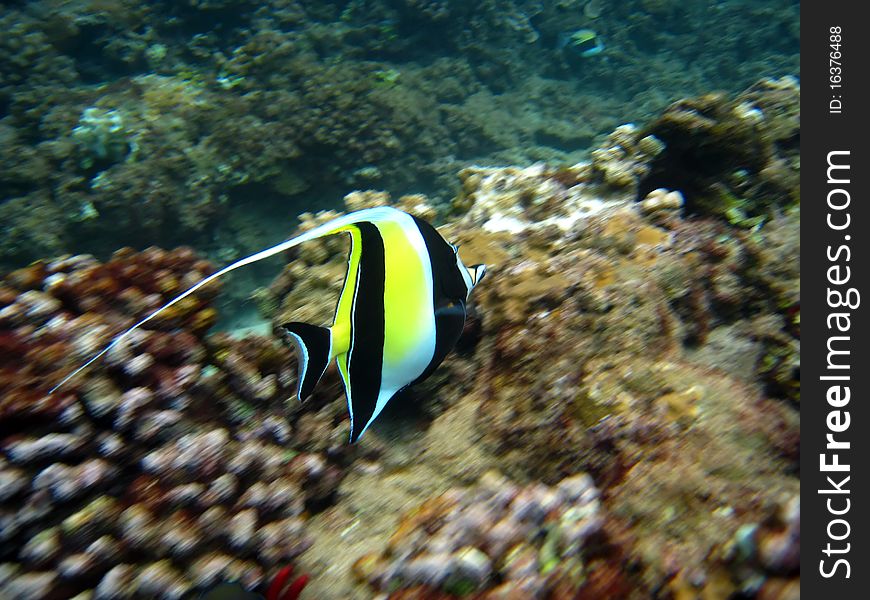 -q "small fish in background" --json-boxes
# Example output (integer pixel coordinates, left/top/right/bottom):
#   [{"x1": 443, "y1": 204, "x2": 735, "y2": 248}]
[
  {"x1": 50, "y1": 207, "x2": 485, "y2": 443},
  {"x1": 558, "y1": 28, "x2": 605, "y2": 58},
  {"x1": 201, "y1": 565, "x2": 309, "y2": 600}
]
